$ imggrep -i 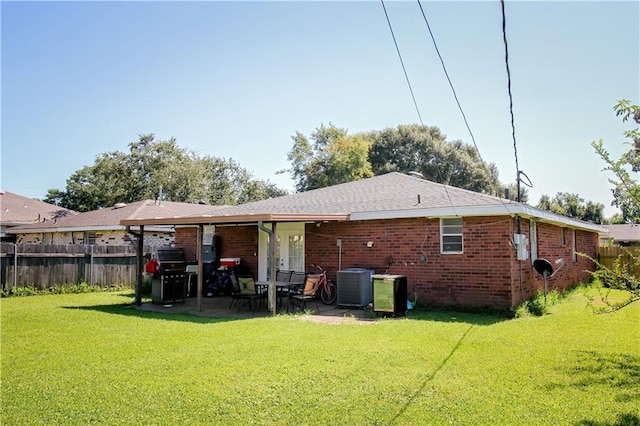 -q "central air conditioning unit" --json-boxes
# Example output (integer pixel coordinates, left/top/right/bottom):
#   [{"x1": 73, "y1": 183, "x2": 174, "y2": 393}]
[{"x1": 337, "y1": 268, "x2": 374, "y2": 307}]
